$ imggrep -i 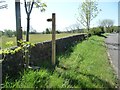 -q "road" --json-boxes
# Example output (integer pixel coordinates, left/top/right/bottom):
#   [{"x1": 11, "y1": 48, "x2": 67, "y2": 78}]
[
  {"x1": 0, "y1": 60, "x2": 2, "y2": 89},
  {"x1": 105, "y1": 33, "x2": 120, "y2": 80}
]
